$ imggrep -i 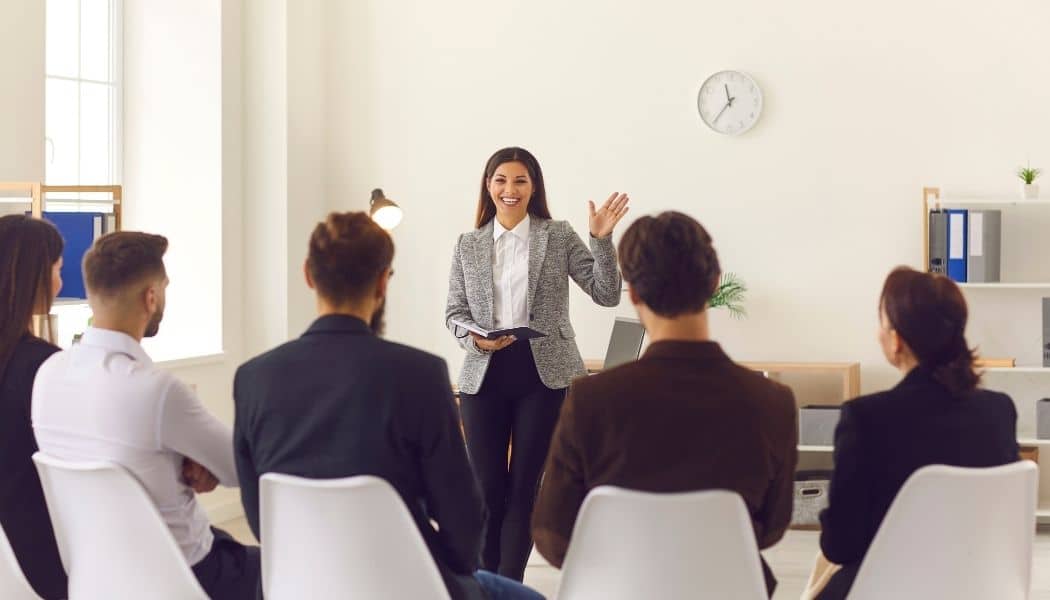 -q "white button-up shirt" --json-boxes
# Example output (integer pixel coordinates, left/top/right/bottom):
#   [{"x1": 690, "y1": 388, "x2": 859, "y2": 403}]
[
  {"x1": 32, "y1": 327, "x2": 238, "y2": 567},
  {"x1": 492, "y1": 216, "x2": 530, "y2": 329}
]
